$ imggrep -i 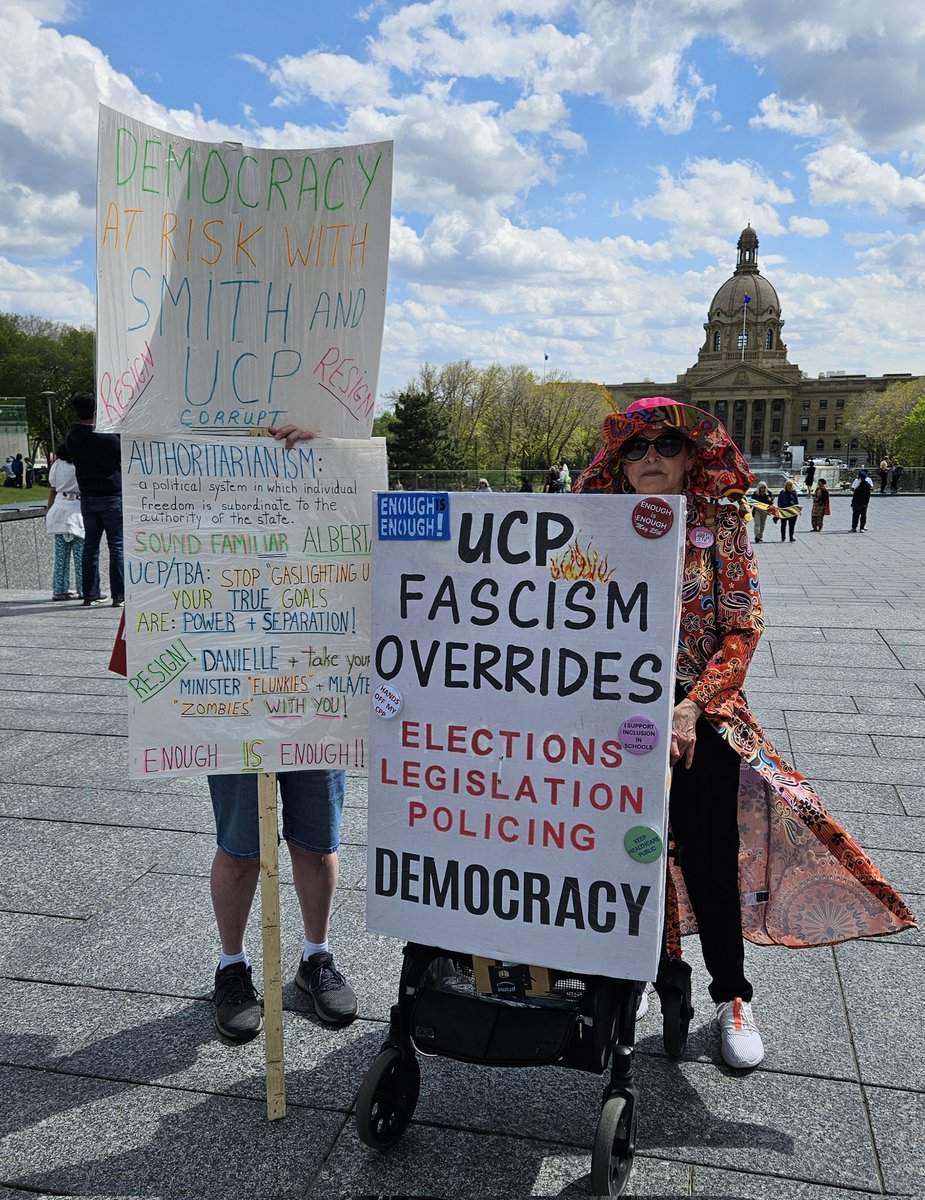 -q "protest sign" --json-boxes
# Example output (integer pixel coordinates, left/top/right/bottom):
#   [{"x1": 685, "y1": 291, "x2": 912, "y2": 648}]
[
  {"x1": 96, "y1": 106, "x2": 392, "y2": 439},
  {"x1": 123, "y1": 435, "x2": 387, "y2": 778},
  {"x1": 367, "y1": 491, "x2": 686, "y2": 981}
]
